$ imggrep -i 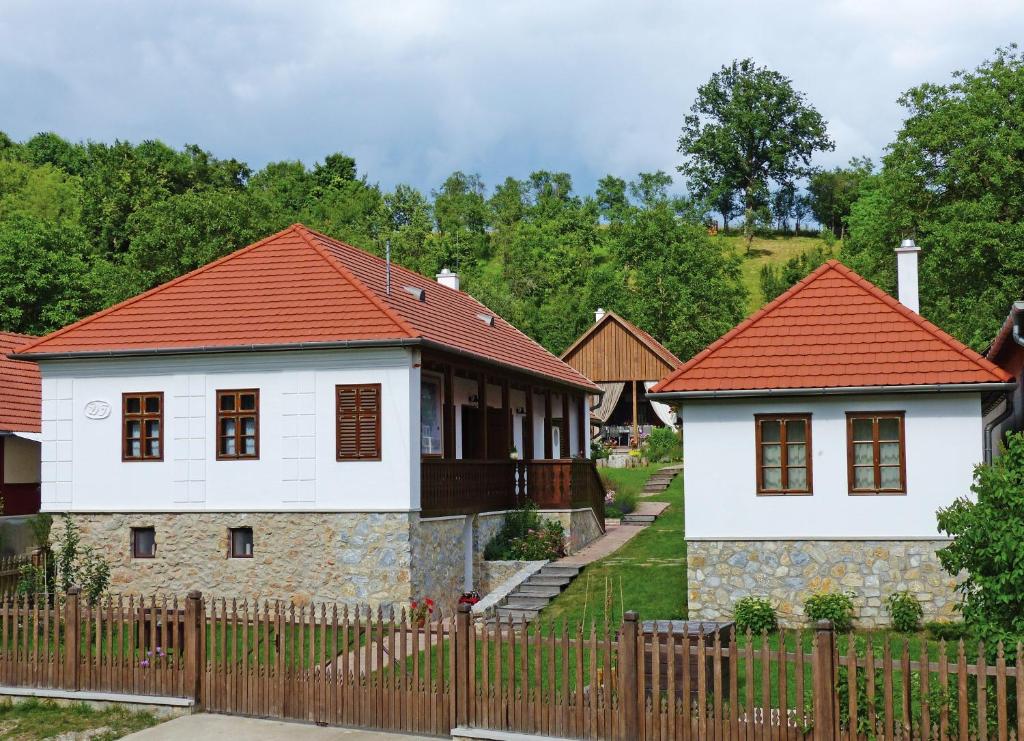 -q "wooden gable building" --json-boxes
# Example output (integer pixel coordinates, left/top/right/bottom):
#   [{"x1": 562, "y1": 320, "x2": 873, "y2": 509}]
[{"x1": 561, "y1": 310, "x2": 682, "y2": 448}]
